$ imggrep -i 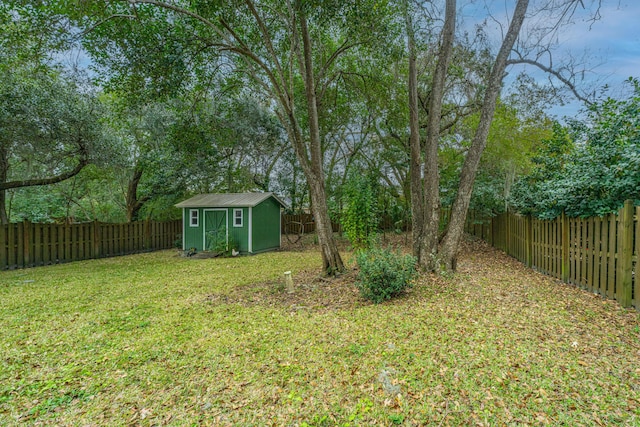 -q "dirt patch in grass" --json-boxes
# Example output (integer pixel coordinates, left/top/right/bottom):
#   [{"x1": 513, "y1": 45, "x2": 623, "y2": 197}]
[
  {"x1": 203, "y1": 236, "x2": 505, "y2": 313},
  {"x1": 205, "y1": 267, "x2": 364, "y2": 312}
]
